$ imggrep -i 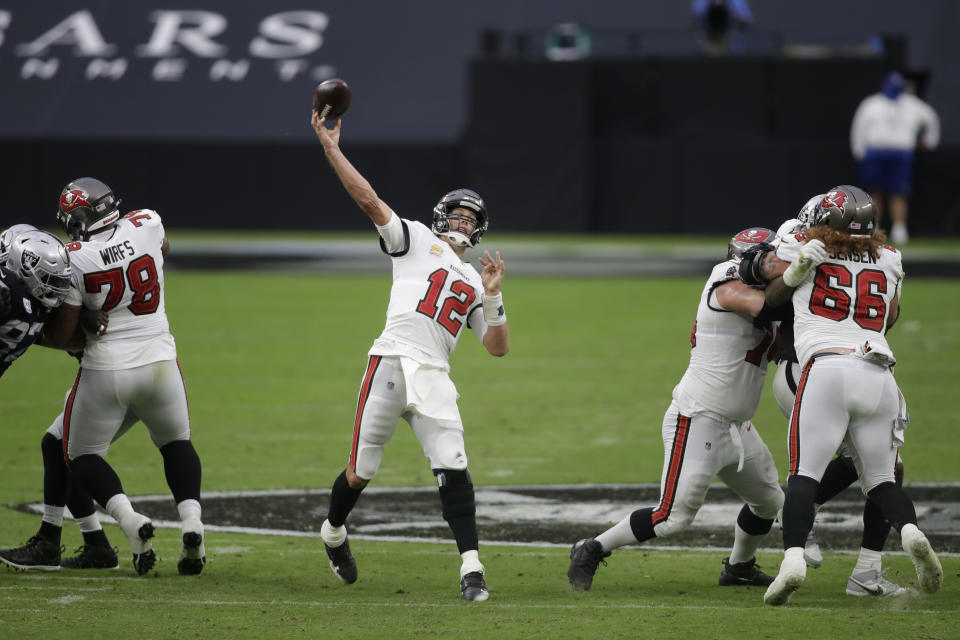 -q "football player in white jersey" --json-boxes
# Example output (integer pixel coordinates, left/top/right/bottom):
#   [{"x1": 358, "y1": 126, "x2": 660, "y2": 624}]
[
  {"x1": 753, "y1": 185, "x2": 942, "y2": 605},
  {"x1": 750, "y1": 200, "x2": 912, "y2": 597},
  {"x1": 311, "y1": 113, "x2": 509, "y2": 601},
  {"x1": 43, "y1": 177, "x2": 206, "y2": 577},
  {"x1": 568, "y1": 228, "x2": 786, "y2": 592}
]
